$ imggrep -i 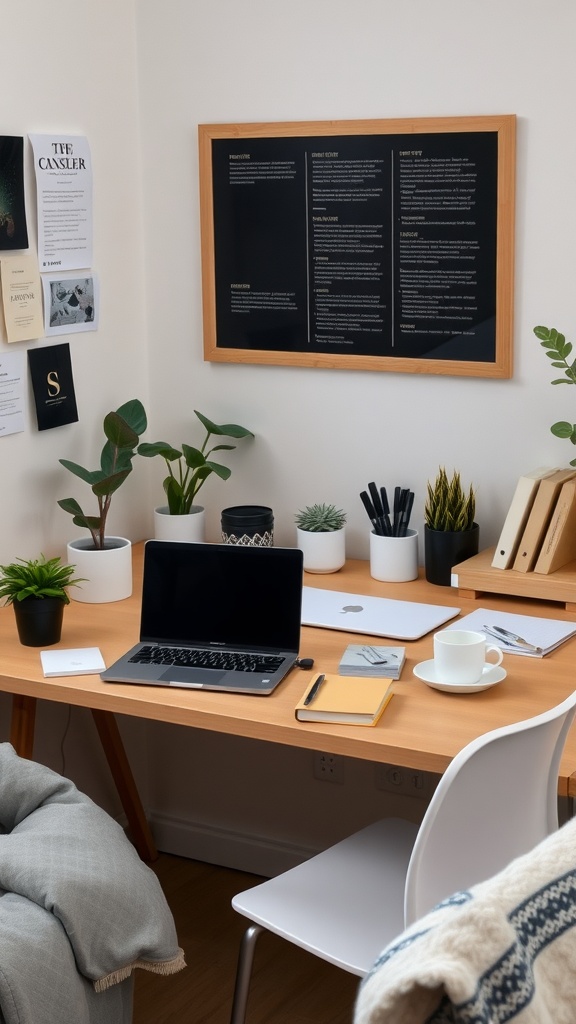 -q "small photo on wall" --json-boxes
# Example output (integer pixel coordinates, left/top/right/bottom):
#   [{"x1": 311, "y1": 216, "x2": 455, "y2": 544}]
[
  {"x1": 0, "y1": 137, "x2": 28, "y2": 251},
  {"x1": 43, "y1": 273, "x2": 99, "y2": 335}
]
